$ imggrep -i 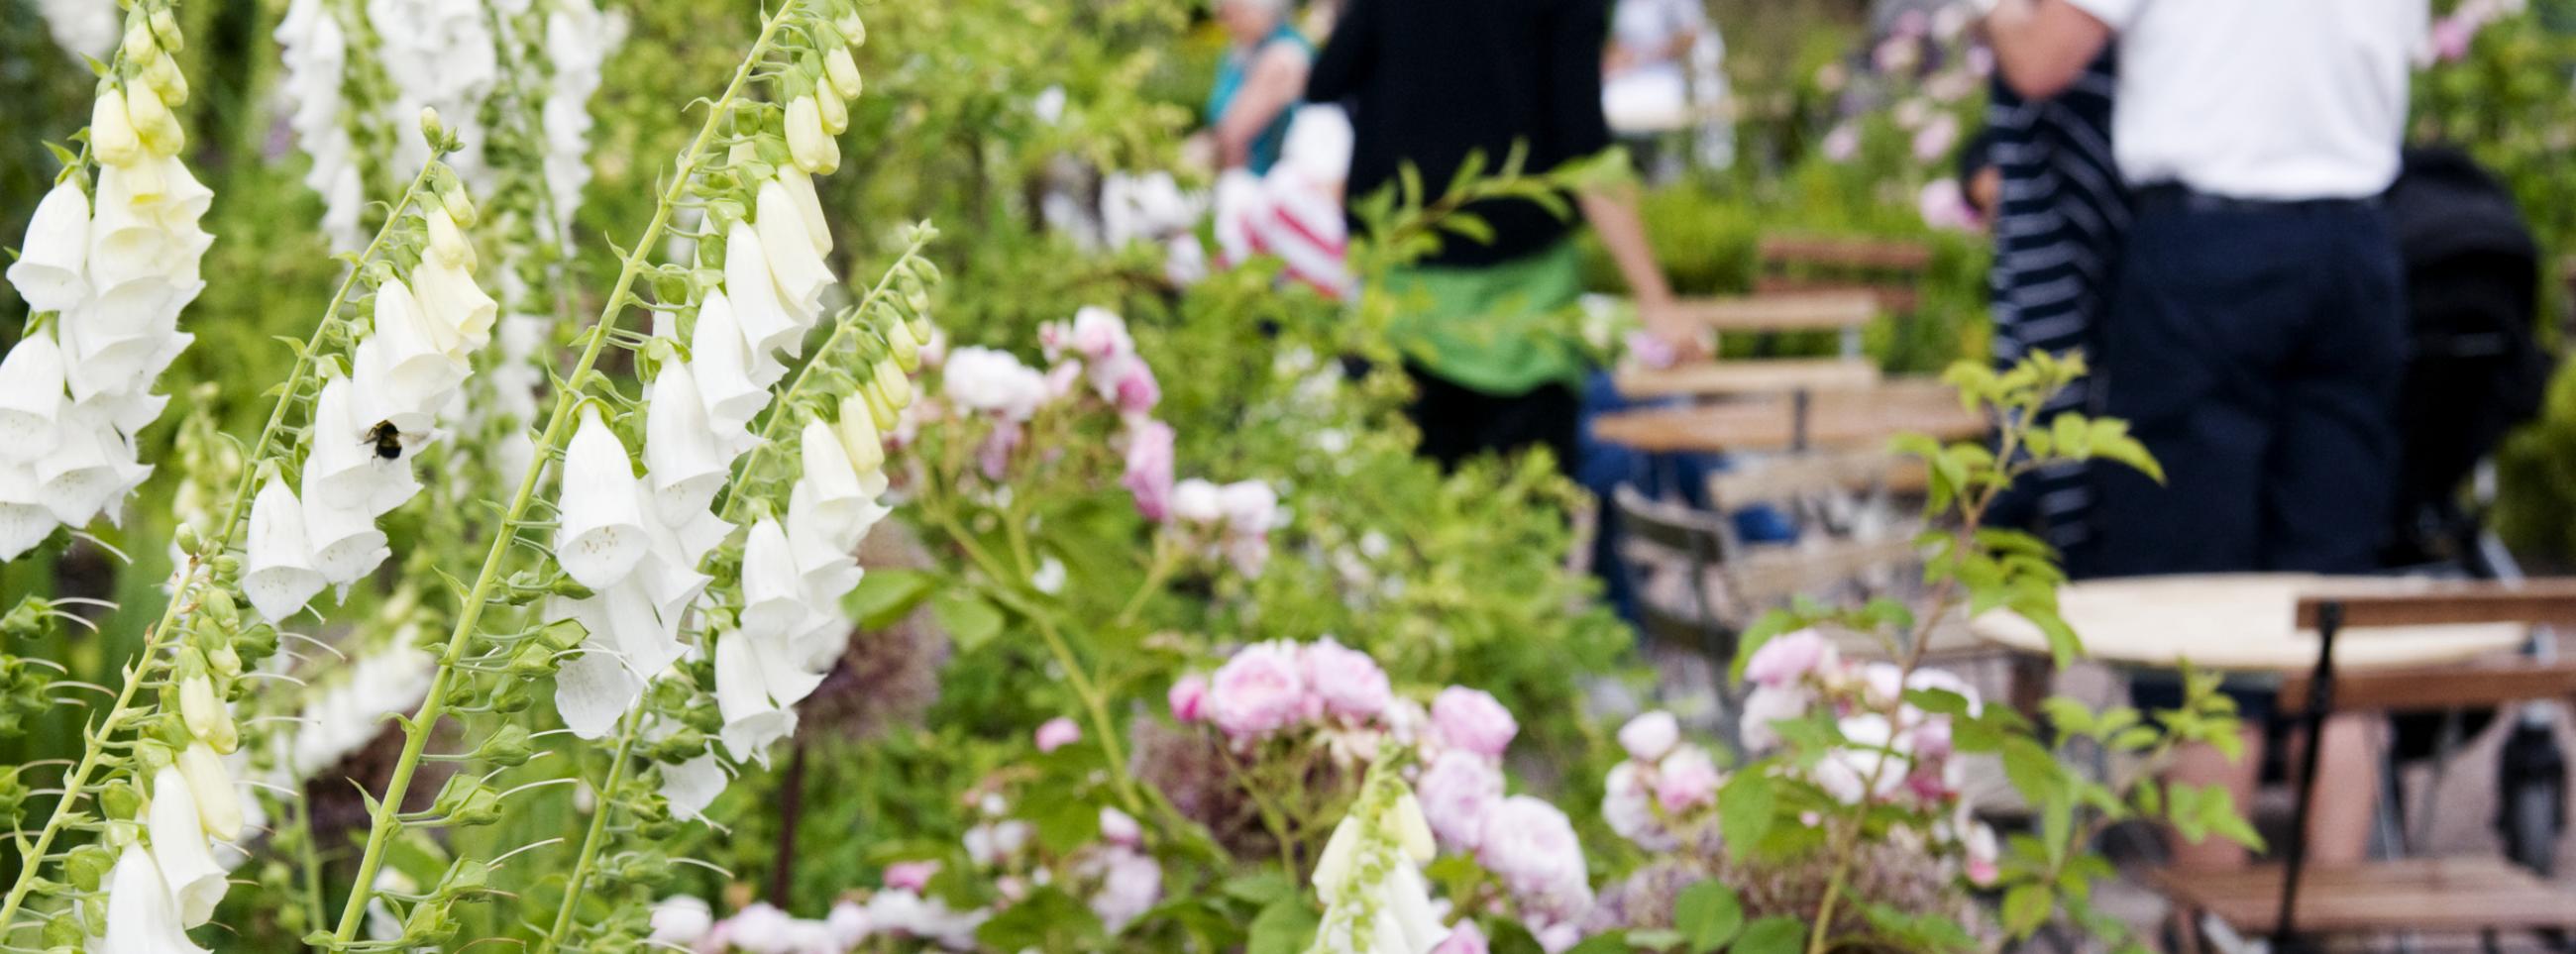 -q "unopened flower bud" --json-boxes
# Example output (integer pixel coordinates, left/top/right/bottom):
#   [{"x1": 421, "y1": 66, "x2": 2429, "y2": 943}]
[
  {"x1": 861, "y1": 376, "x2": 898, "y2": 433},
  {"x1": 440, "y1": 183, "x2": 478, "y2": 229},
  {"x1": 177, "y1": 674, "x2": 236, "y2": 752},
  {"x1": 815, "y1": 83, "x2": 849, "y2": 135},
  {"x1": 200, "y1": 588, "x2": 237, "y2": 629},
  {"x1": 491, "y1": 685, "x2": 534, "y2": 713},
  {"x1": 209, "y1": 553, "x2": 241, "y2": 577},
  {"x1": 171, "y1": 521, "x2": 202, "y2": 556},
  {"x1": 125, "y1": 85, "x2": 184, "y2": 158},
  {"x1": 785, "y1": 96, "x2": 833, "y2": 174},
  {"x1": 149, "y1": 10, "x2": 182, "y2": 52},
  {"x1": 472, "y1": 723, "x2": 536, "y2": 767},
  {"x1": 63, "y1": 844, "x2": 112, "y2": 893},
  {"x1": 206, "y1": 643, "x2": 241, "y2": 680},
  {"x1": 873, "y1": 356, "x2": 910, "y2": 408},
  {"x1": 547, "y1": 576, "x2": 595, "y2": 600},
  {"x1": 232, "y1": 624, "x2": 277, "y2": 663},
  {"x1": 427, "y1": 207, "x2": 475, "y2": 270},
  {"x1": 835, "y1": 395, "x2": 885, "y2": 474},
  {"x1": 120, "y1": 22, "x2": 158, "y2": 67},
  {"x1": 419, "y1": 106, "x2": 444, "y2": 142},
  {"x1": 44, "y1": 911, "x2": 81, "y2": 950},
  {"x1": 143, "y1": 54, "x2": 187, "y2": 107},
  {"x1": 98, "y1": 780, "x2": 141, "y2": 820},
  {"x1": 825, "y1": 48, "x2": 863, "y2": 101},
  {"x1": 90, "y1": 86, "x2": 143, "y2": 167},
  {"x1": 886, "y1": 319, "x2": 920, "y2": 372},
  {"x1": 837, "y1": 12, "x2": 865, "y2": 46},
  {"x1": 178, "y1": 742, "x2": 242, "y2": 835}
]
